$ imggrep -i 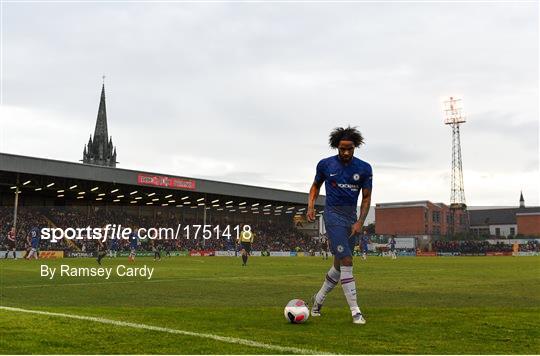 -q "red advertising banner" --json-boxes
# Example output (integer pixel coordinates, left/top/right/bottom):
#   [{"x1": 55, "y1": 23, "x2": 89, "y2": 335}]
[
  {"x1": 189, "y1": 250, "x2": 215, "y2": 257},
  {"x1": 39, "y1": 251, "x2": 64, "y2": 259},
  {"x1": 137, "y1": 174, "x2": 196, "y2": 190},
  {"x1": 416, "y1": 250, "x2": 437, "y2": 257},
  {"x1": 486, "y1": 251, "x2": 513, "y2": 257}
]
